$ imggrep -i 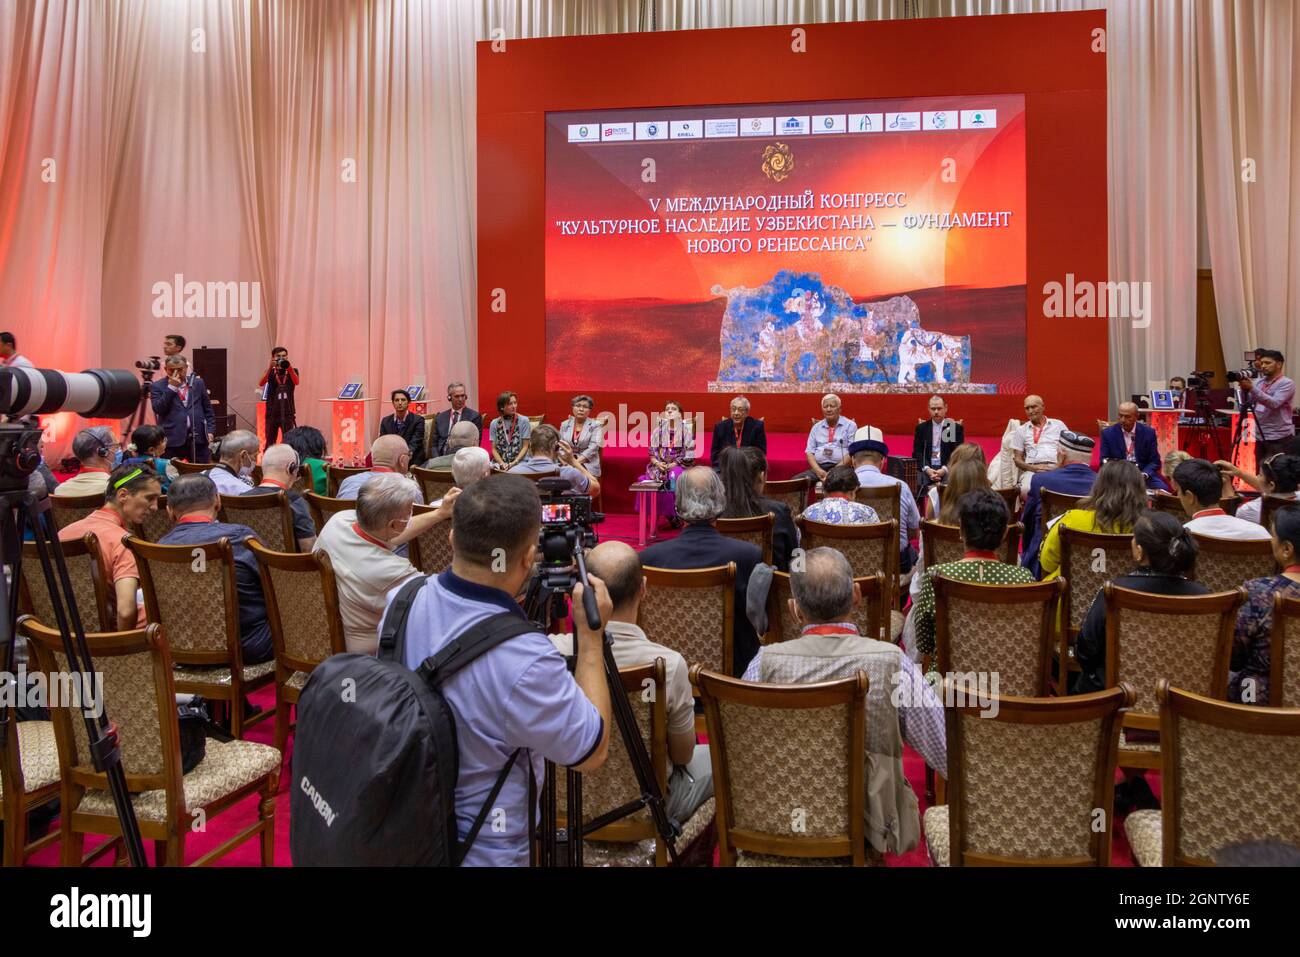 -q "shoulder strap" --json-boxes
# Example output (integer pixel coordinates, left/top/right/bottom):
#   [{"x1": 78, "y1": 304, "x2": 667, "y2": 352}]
[
  {"x1": 416, "y1": 612, "x2": 537, "y2": 688},
  {"x1": 456, "y1": 746, "x2": 522, "y2": 866},
  {"x1": 377, "y1": 574, "x2": 431, "y2": 662}
]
